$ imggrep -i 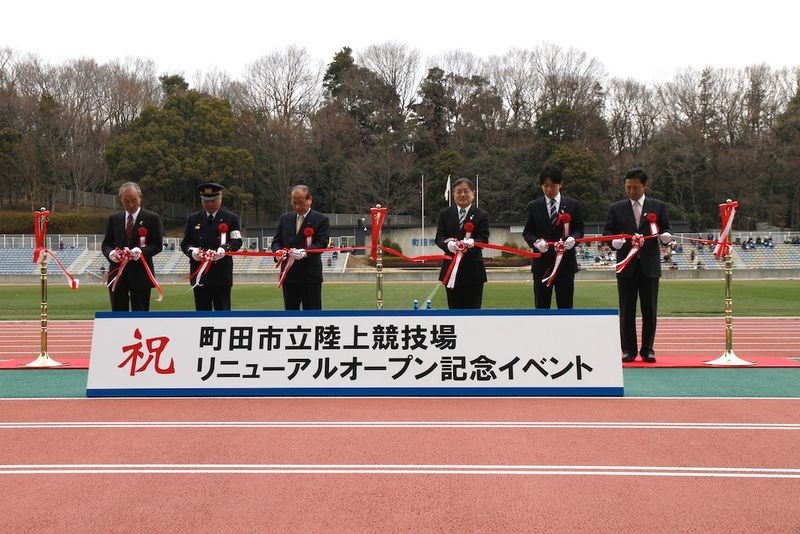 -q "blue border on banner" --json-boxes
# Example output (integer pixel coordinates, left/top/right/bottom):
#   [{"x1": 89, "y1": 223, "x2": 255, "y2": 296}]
[
  {"x1": 86, "y1": 387, "x2": 624, "y2": 397},
  {"x1": 94, "y1": 309, "x2": 618, "y2": 319}
]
